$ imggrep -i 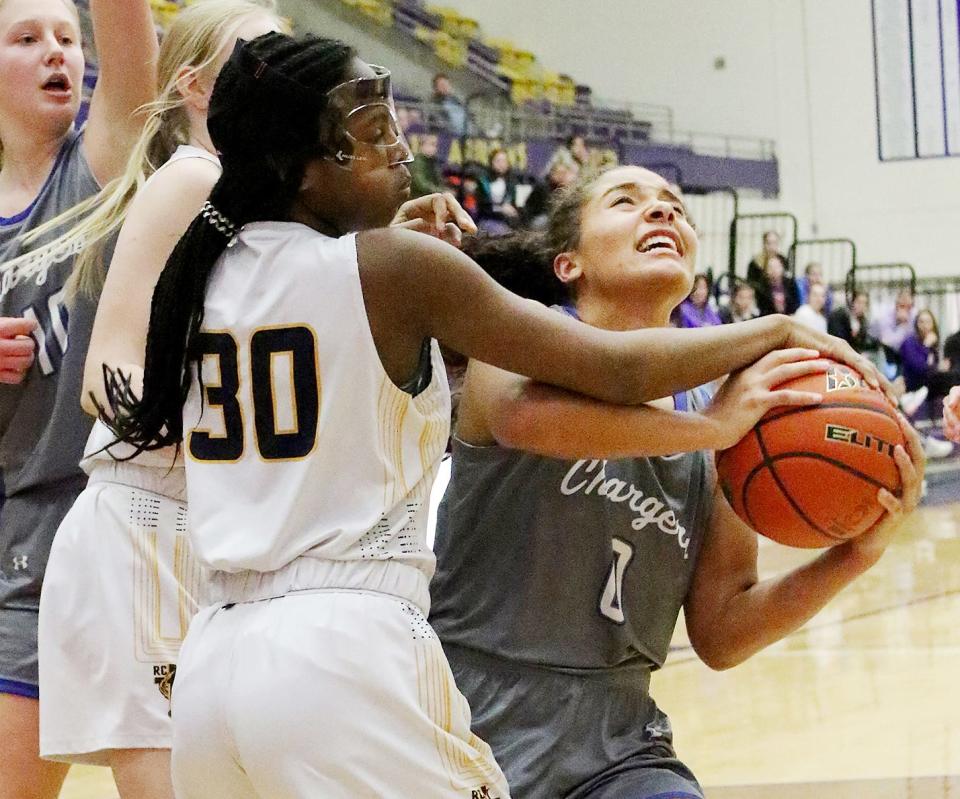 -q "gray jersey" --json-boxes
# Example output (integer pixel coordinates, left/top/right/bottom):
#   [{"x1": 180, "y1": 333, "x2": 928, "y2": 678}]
[
  {"x1": 429, "y1": 388, "x2": 714, "y2": 798},
  {"x1": 0, "y1": 128, "x2": 101, "y2": 685}
]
